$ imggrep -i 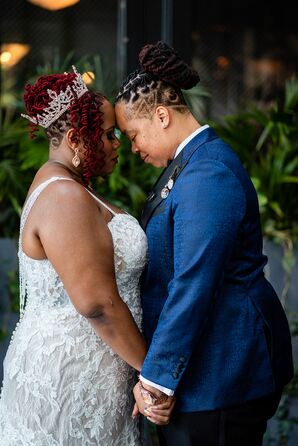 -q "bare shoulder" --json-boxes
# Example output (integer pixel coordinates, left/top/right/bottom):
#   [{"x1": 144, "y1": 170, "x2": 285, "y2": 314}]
[
  {"x1": 34, "y1": 178, "x2": 99, "y2": 225},
  {"x1": 43, "y1": 177, "x2": 90, "y2": 199}
]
